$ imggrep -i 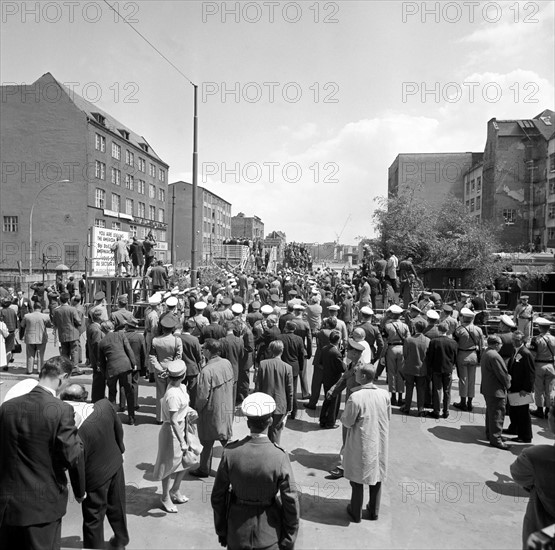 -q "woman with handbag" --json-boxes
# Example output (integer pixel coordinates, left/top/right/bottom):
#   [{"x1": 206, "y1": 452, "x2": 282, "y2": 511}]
[
  {"x1": 150, "y1": 316, "x2": 183, "y2": 424},
  {"x1": 153, "y1": 359, "x2": 198, "y2": 513}
]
